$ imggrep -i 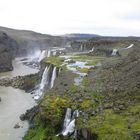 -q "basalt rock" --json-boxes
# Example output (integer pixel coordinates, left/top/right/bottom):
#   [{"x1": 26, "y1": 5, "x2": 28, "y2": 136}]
[
  {"x1": 20, "y1": 106, "x2": 39, "y2": 122},
  {"x1": 77, "y1": 128, "x2": 98, "y2": 140},
  {"x1": 0, "y1": 73, "x2": 39, "y2": 92},
  {"x1": 0, "y1": 31, "x2": 18, "y2": 72}
]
